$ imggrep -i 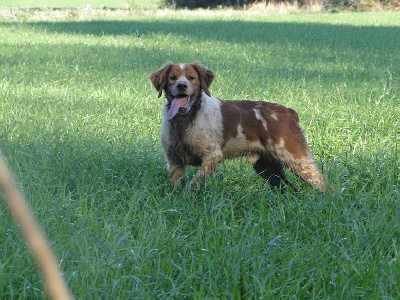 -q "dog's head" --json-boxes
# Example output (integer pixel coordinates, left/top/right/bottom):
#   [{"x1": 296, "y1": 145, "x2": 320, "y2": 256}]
[{"x1": 150, "y1": 62, "x2": 215, "y2": 120}]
